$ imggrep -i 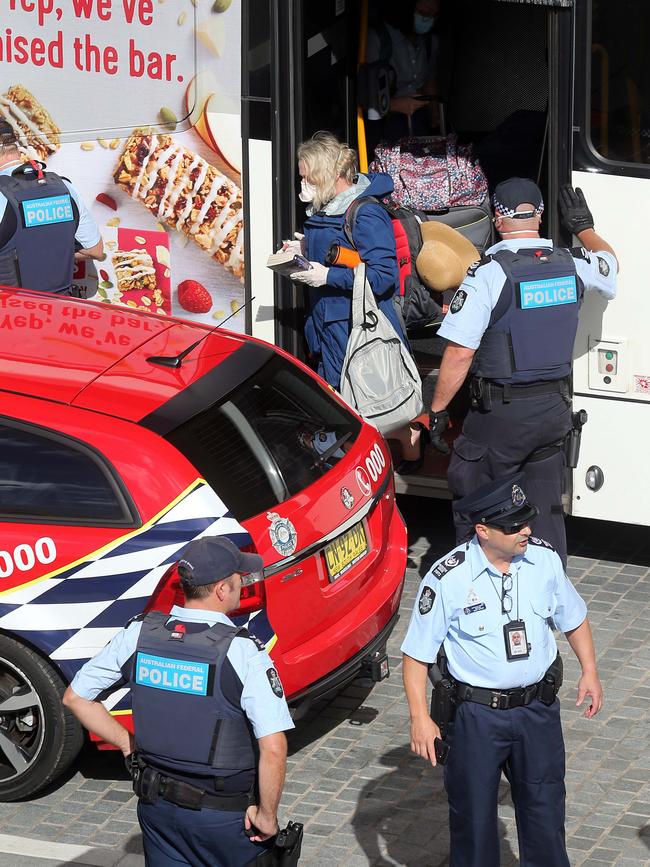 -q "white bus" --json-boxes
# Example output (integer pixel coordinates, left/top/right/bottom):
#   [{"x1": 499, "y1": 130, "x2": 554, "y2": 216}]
[{"x1": 3, "y1": 0, "x2": 647, "y2": 527}]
